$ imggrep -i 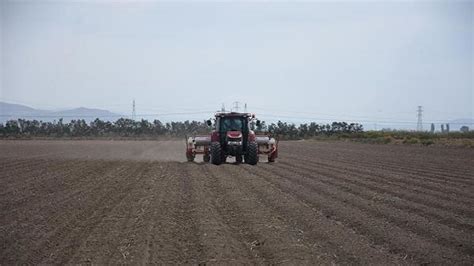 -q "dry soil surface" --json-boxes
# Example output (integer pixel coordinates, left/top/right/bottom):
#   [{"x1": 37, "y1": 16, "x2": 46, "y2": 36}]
[{"x1": 0, "y1": 140, "x2": 473, "y2": 264}]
